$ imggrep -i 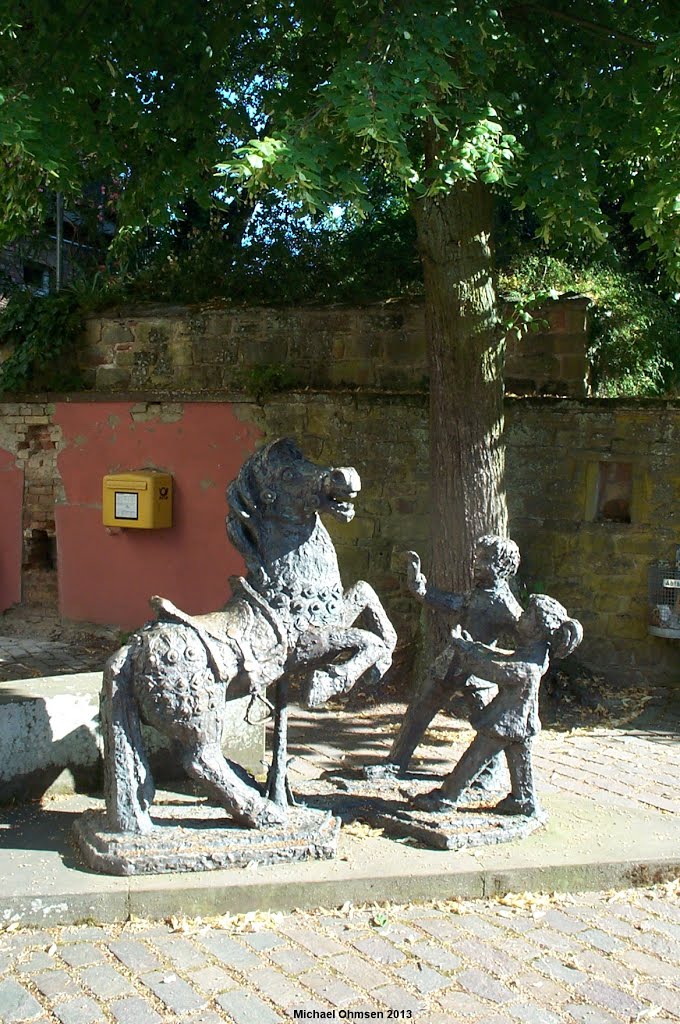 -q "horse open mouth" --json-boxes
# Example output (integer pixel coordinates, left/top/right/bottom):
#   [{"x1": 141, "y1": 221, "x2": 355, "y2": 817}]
[
  {"x1": 327, "y1": 496, "x2": 357, "y2": 522},
  {"x1": 323, "y1": 466, "x2": 361, "y2": 522}
]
